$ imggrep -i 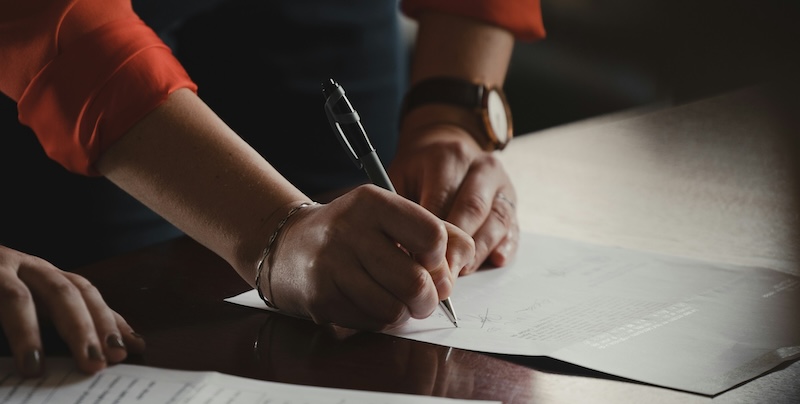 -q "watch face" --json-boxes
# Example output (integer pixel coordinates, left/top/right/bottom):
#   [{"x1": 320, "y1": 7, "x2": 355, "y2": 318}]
[{"x1": 486, "y1": 90, "x2": 509, "y2": 144}]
